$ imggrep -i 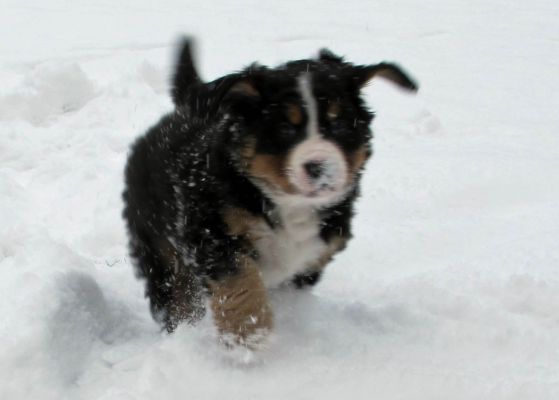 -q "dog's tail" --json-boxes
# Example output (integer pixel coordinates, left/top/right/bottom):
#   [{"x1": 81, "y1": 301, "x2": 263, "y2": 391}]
[{"x1": 171, "y1": 37, "x2": 202, "y2": 106}]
